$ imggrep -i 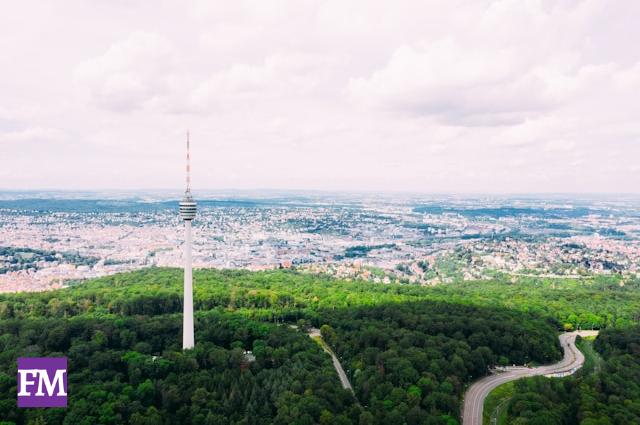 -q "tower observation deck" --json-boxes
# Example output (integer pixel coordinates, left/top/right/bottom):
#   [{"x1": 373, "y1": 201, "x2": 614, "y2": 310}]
[{"x1": 179, "y1": 194, "x2": 197, "y2": 220}]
